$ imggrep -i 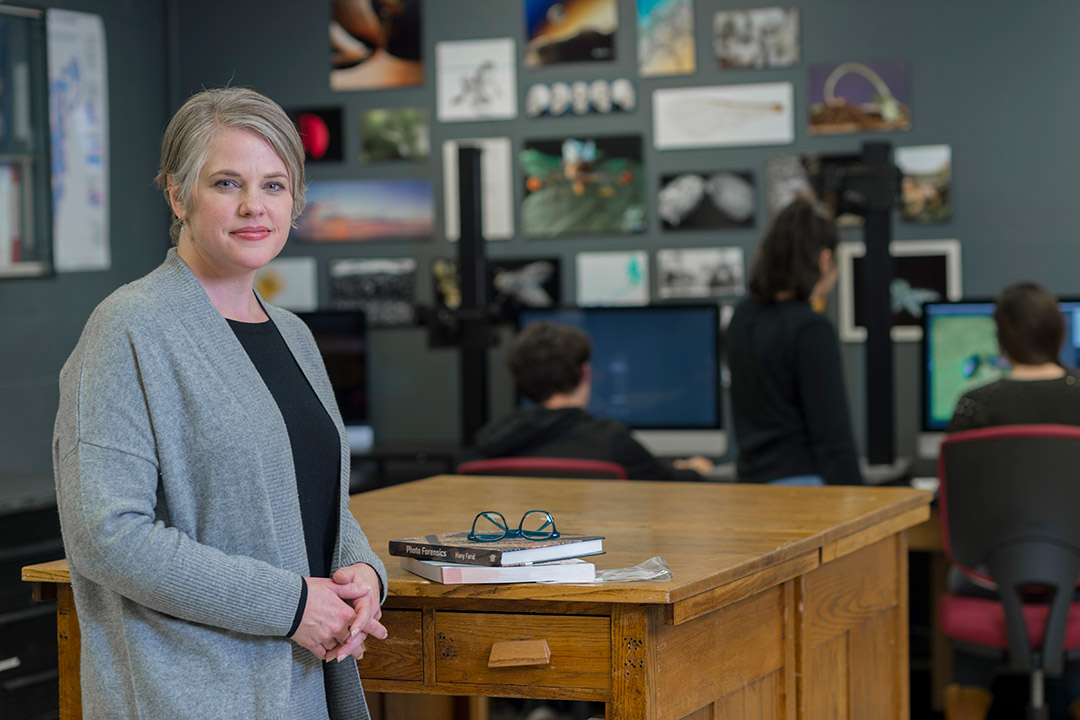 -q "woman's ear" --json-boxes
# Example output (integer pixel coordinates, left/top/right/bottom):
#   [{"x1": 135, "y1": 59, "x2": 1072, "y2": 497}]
[{"x1": 166, "y1": 175, "x2": 185, "y2": 221}]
